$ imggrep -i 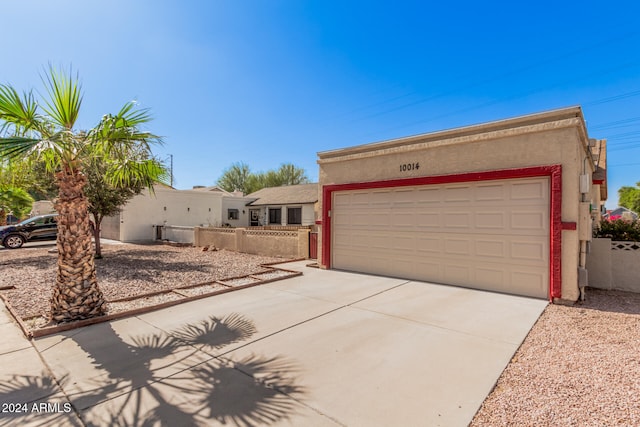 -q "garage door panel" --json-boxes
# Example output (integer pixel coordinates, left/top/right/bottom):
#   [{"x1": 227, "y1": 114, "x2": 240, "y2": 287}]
[
  {"x1": 416, "y1": 236, "x2": 442, "y2": 253},
  {"x1": 392, "y1": 235, "x2": 415, "y2": 251},
  {"x1": 475, "y1": 239, "x2": 506, "y2": 258},
  {"x1": 475, "y1": 184, "x2": 505, "y2": 201},
  {"x1": 444, "y1": 239, "x2": 471, "y2": 255},
  {"x1": 510, "y1": 240, "x2": 547, "y2": 262},
  {"x1": 332, "y1": 177, "x2": 550, "y2": 298},
  {"x1": 511, "y1": 181, "x2": 547, "y2": 200},
  {"x1": 444, "y1": 212, "x2": 471, "y2": 228},
  {"x1": 511, "y1": 211, "x2": 547, "y2": 231},
  {"x1": 396, "y1": 212, "x2": 417, "y2": 227},
  {"x1": 416, "y1": 188, "x2": 442, "y2": 203},
  {"x1": 475, "y1": 267, "x2": 506, "y2": 287},
  {"x1": 443, "y1": 264, "x2": 471, "y2": 283},
  {"x1": 475, "y1": 211, "x2": 506, "y2": 229},
  {"x1": 510, "y1": 271, "x2": 547, "y2": 298},
  {"x1": 417, "y1": 212, "x2": 441, "y2": 227}
]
